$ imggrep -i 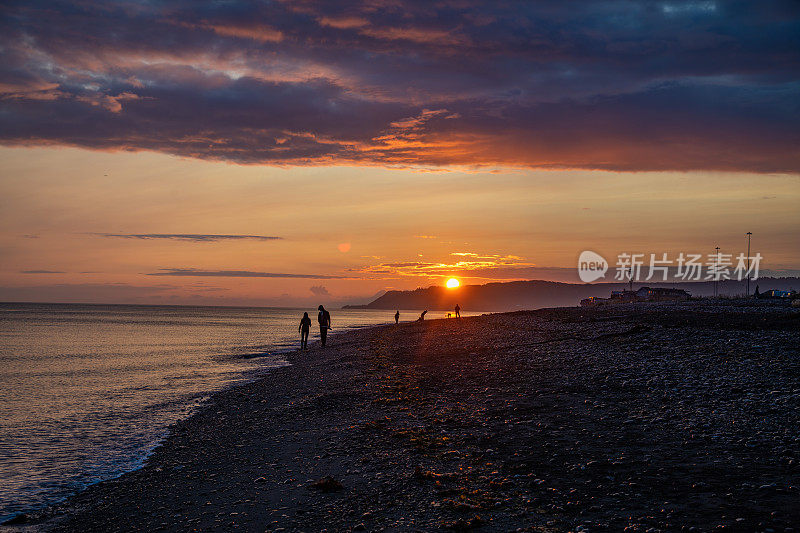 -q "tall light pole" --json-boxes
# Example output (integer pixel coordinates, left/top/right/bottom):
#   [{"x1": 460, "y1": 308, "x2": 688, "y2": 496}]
[
  {"x1": 629, "y1": 266, "x2": 633, "y2": 292},
  {"x1": 746, "y1": 232, "x2": 752, "y2": 297},
  {"x1": 714, "y1": 246, "x2": 720, "y2": 298}
]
